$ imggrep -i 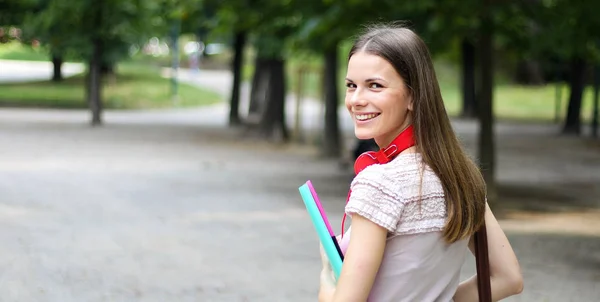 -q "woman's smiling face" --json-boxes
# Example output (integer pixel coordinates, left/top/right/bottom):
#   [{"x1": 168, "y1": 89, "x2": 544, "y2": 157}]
[{"x1": 345, "y1": 51, "x2": 413, "y2": 148}]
